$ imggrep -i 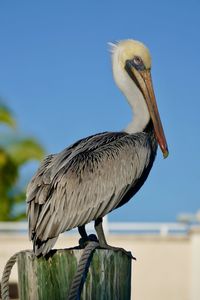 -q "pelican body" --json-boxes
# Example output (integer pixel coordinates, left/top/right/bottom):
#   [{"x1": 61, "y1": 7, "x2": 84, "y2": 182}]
[{"x1": 27, "y1": 40, "x2": 168, "y2": 256}]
